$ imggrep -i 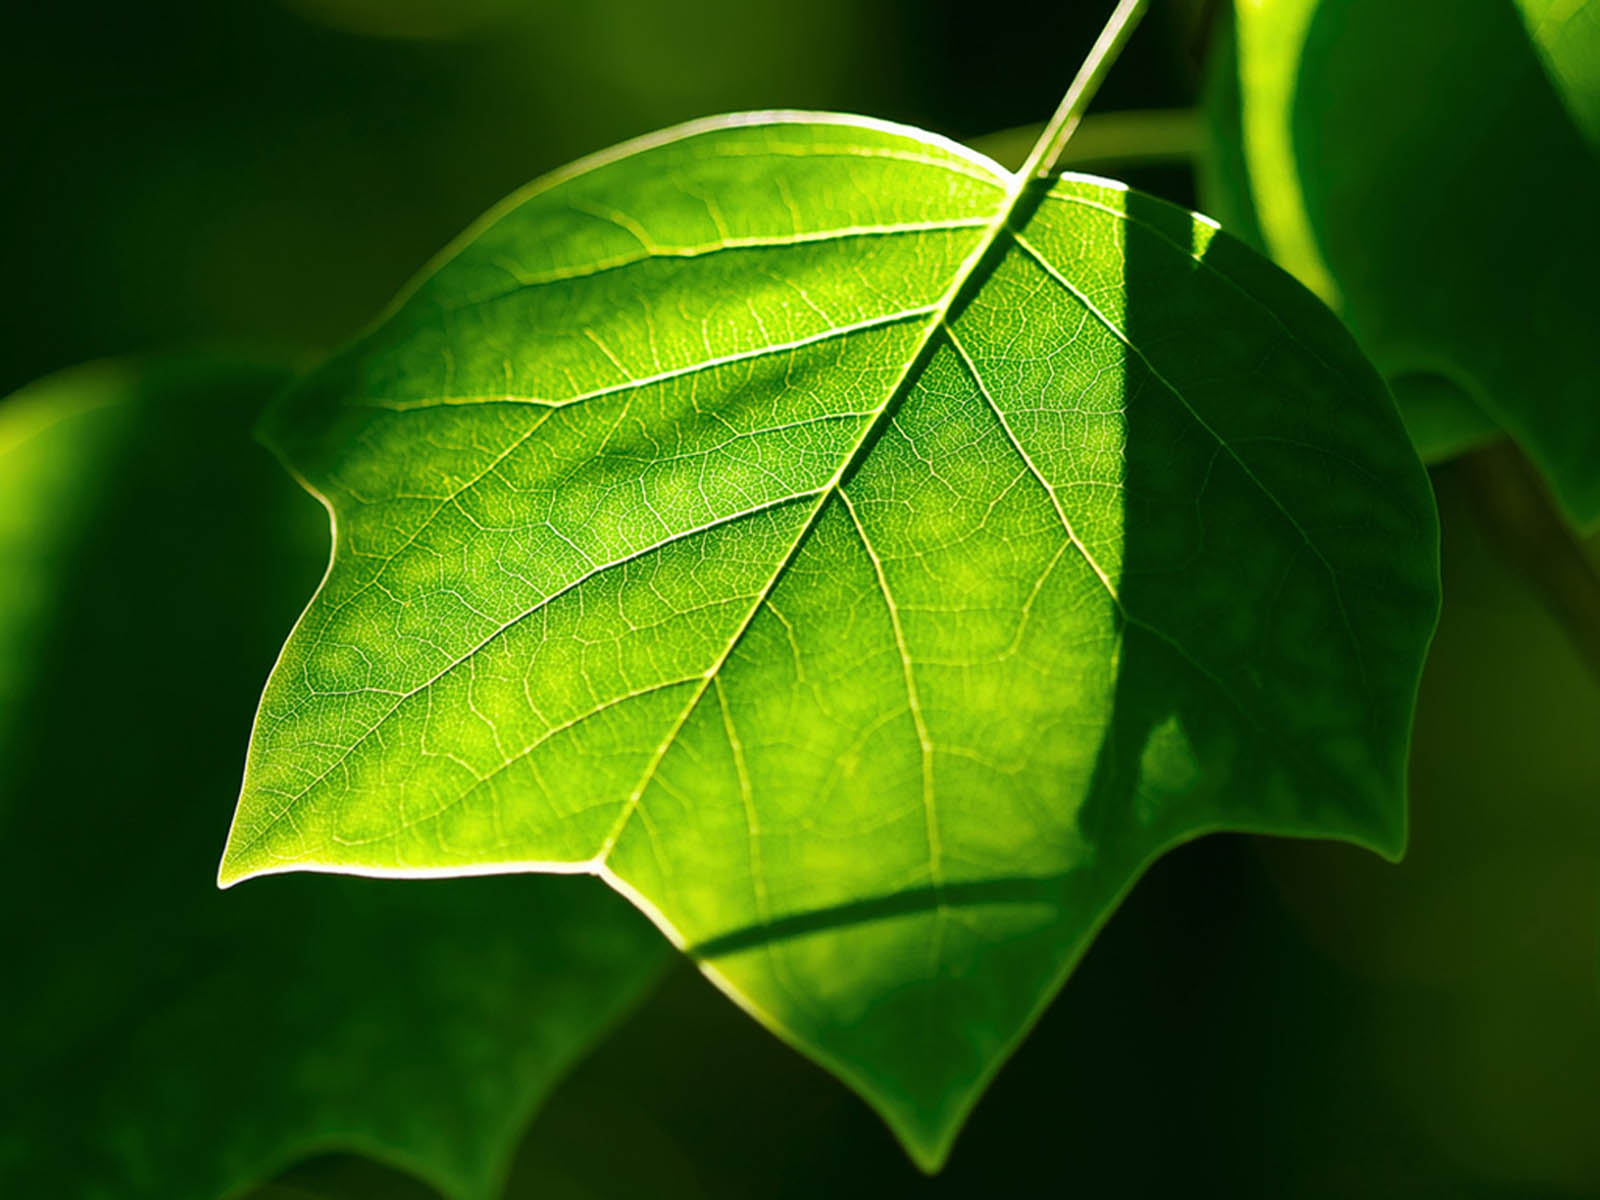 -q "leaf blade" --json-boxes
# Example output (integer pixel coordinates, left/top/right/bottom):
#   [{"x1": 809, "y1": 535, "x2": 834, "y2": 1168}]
[{"x1": 225, "y1": 114, "x2": 1439, "y2": 1165}]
